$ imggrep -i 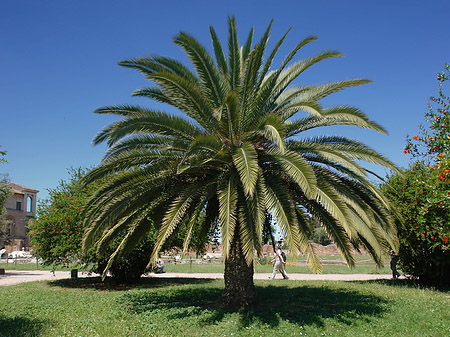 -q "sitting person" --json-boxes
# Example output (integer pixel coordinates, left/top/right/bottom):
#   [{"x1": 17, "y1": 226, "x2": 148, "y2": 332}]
[{"x1": 155, "y1": 258, "x2": 165, "y2": 274}]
